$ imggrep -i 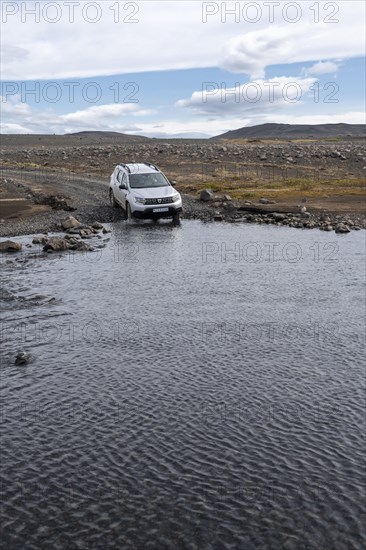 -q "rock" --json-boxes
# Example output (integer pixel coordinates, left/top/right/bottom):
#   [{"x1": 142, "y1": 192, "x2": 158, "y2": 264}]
[
  {"x1": 259, "y1": 198, "x2": 276, "y2": 204},
  {"x1": 213, "y1": 214, "x2": 223, "y2": 221},
  {"x1": 79, "y1": 228, "x2": 93, "y2": 237},
  {"x1": 0, "y1": 240, "x2": 22, "y2": 252},
  {"x1": 272, "y1": 213, "x2": 286, "y2": 222},
  {"x1": 92, "y1": 222, "x2": 104, "y2": 230},
  {"x1": 15, "y1": 351, "x2": 31, "y2": 366},
  {"x1": 32, "y1": 236, "x2": 48, "y2": 245},
  {"x1": 102, "y1": 227, "x2": 111, "y2": 234},
  {"x1": 324, "y1": 225, "x2": 333, "y2": 231},
  {"x1": 61, "y1": 216, "x2": 80, "y2": 230},
  {"x1": 300, "y1": 206, "x2": 307, "y2": 213},
  {"x1": 335, "y1": 224, "x2": 351, "y2": 234},
  {"x1": 35, "y1": 194, "x2": 75, "y2": 211},
  {"x1": 69, "y1": 240, "x2": 92, "y2": 251},
  {"x1": 43, "y1": 237, "x2": 70, "y2": 252},
  {"x1": 200, "y1": 189, "x2": 214, "y2": 202},
  {"x1": 301, "y1": 211, "x2": 311, "y2": 218},
  {"x1": 223, "y1": 194, "x2": 232, "y2": 201}
]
